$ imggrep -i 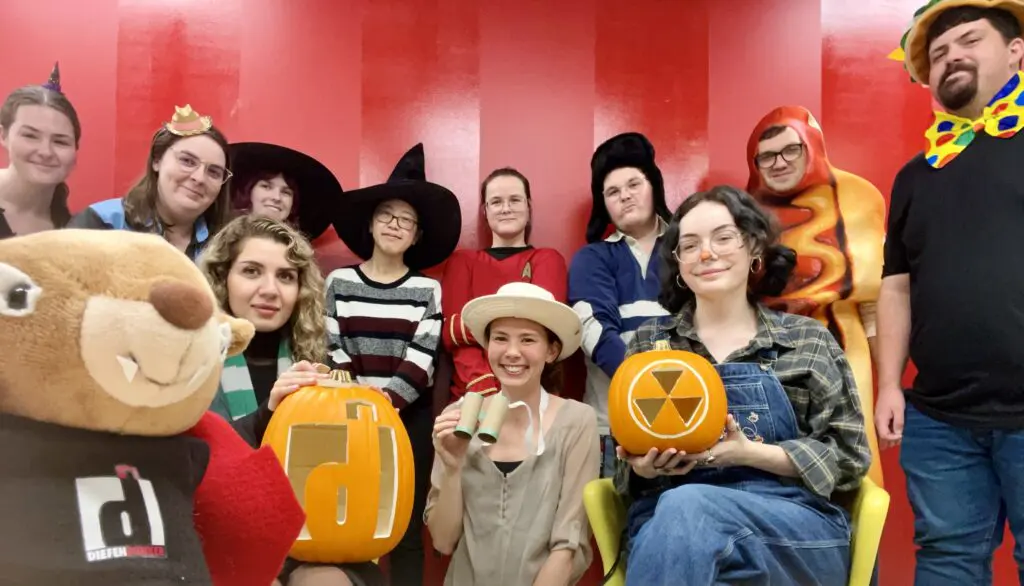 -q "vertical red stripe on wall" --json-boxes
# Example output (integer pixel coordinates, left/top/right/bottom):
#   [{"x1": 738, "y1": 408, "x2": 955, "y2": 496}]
[
  {"x1": 0, "y1": 0, "x2": 119, "y2": 212},
  {"x1": 361, "y1": 0, "x2": 481, "y2": 278},
  {"x1": 479, "y1": 0, "x2": 597, "y2": 255},
  {"x1": 705, "y1": 0, "x2": 822, "y2": 190},
  {"x1": 236, "y1": 0, "x2": 366, "y2": 270},
  {"x1": 114, "y1": 1, "x2": 242, "y2": 197},
  {"x1": 820, "y1": 0, "x2": 932, "y2": 199},
  {"x1": 595, "y1": 0, "x2": 710, "y2": 208}
]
